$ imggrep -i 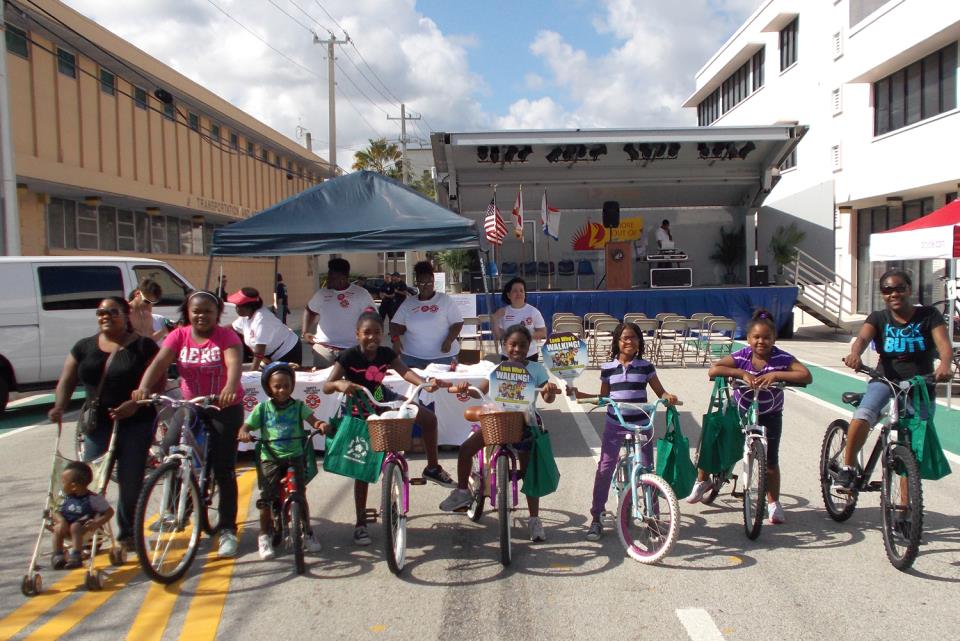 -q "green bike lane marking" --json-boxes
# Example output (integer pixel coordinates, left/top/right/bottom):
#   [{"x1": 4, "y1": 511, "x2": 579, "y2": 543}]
[{"x1": 0, "y1": 393, "x2": 84, "y2": 434}]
